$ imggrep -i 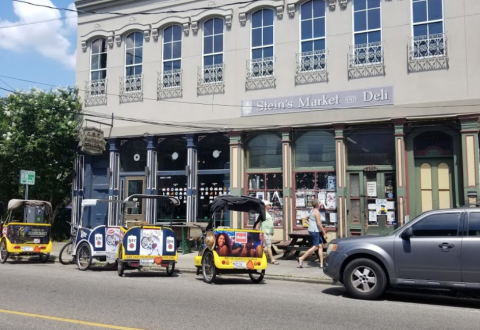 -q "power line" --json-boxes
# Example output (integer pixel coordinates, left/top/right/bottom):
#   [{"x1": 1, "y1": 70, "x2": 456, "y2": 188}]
[{"x1": 0, "y1": 16, "x2": 76, "y2": 30}]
